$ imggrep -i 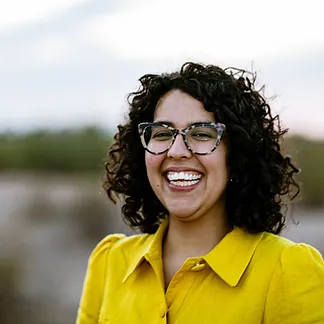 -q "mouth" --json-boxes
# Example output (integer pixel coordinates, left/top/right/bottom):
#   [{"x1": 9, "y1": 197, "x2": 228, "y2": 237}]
[{"x1": 165, "y1": 171, "x2": 203, "y2": 187}]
